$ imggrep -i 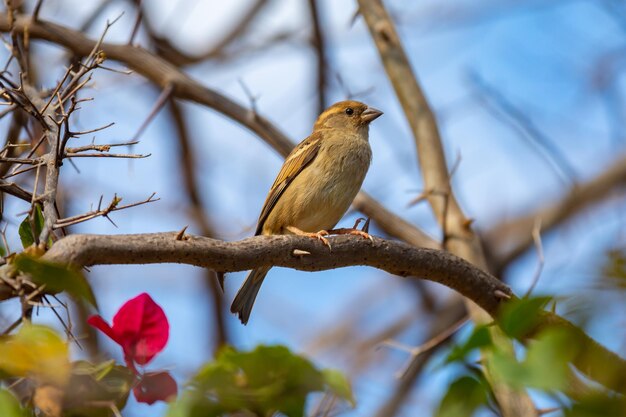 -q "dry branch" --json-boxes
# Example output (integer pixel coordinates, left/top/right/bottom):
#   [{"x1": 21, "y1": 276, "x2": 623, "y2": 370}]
[
  {"x1": 40, "y1": 233, "x2": 509, "y2": 313},
  {"x1": 0, "y1": 232, "x2": 608, "y2": 395},
  {"x1": 357, "y1": 0, "x2": 535, "y2": 414}
]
